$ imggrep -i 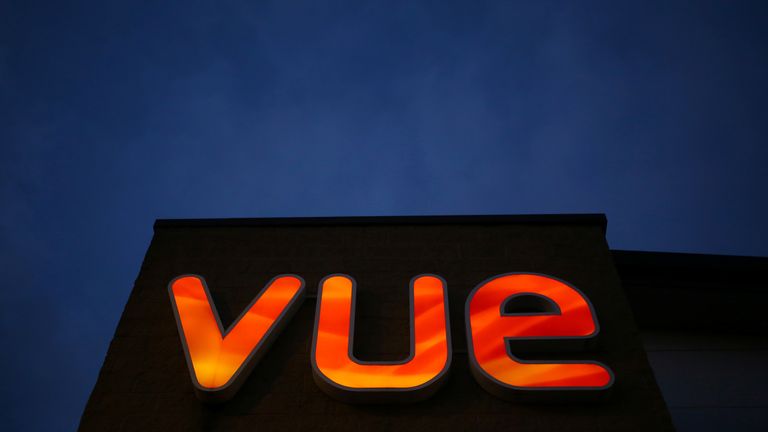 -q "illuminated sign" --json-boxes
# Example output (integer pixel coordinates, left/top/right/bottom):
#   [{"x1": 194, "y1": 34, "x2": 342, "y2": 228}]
[
  {"x1": 169, "y1": 273, "x2": 613, "y2": 403},
  {"x1": 311, "y1": 274, "x2": 451, "y2": 403},
  {"x1": 168, "y1": 274, "x2": 305, "y2": 402},
  {"x1": 465, "y1": 273, "x2": 613, "y2": 401}
]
